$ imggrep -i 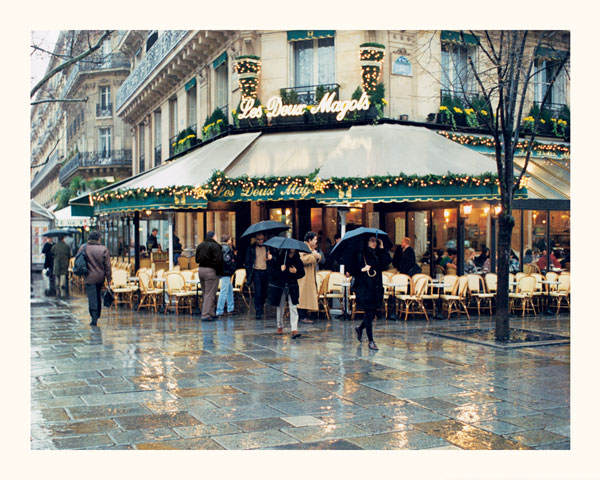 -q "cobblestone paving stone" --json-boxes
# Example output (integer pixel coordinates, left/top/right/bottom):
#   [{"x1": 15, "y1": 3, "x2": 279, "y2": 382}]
[{"x1": 30, "y1": 277, "x2": 570, "y2": 450}]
